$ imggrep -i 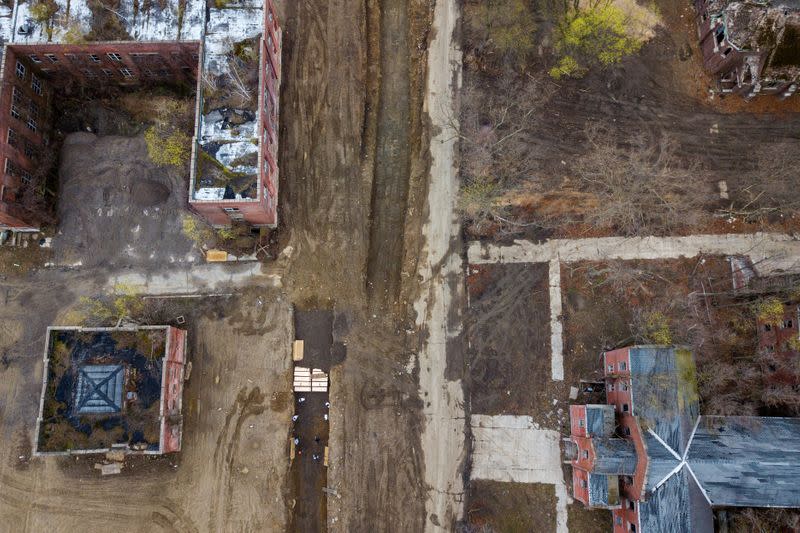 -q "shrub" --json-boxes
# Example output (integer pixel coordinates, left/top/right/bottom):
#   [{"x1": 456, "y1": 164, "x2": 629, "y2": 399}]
[
  {"x1": 30, "y1": 0, "x2": 58, "y2": 22},
  {"x1": 551, "y1": 2, "x2": 644, "y2": 79},
  {"x1": 465, "y1": 0, "x2": 536, "y2": 62},
  {"x1": 182, "y1": 214, "x2": 215, "y2": 246},
  {"x1": 144, "y1": 126, "x2": 190, "y2": 167},
  {"x1": 459, "y1": 174, "x2": 502, "y2": 220},
  {"x1": 645, "y1": 312, "x2": 672, "y2": 345},
  {"x1": 755, "y1": 298, "x2": 784, "y2": 325}
]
